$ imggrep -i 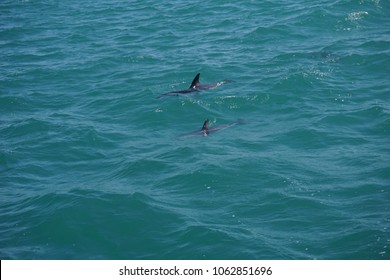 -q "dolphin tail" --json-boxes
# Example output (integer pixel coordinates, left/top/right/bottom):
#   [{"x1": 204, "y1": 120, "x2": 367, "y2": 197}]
[
  {"x1": 156, "y1": 92, "x2": 178, "y2": 99},
  {"x1": 189, "y1": 73, "x2": 201, "y2": 89},
  {"x1": 235, "y1": 118, "x2": 256, "y2": 124}
]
